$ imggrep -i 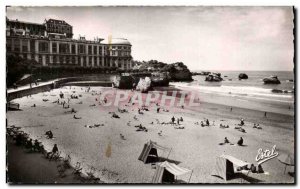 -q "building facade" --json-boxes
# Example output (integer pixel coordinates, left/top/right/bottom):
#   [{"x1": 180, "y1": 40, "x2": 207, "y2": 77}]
[{"x1": 6, "y1": 18, "x2": 133, "y2": 70}]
